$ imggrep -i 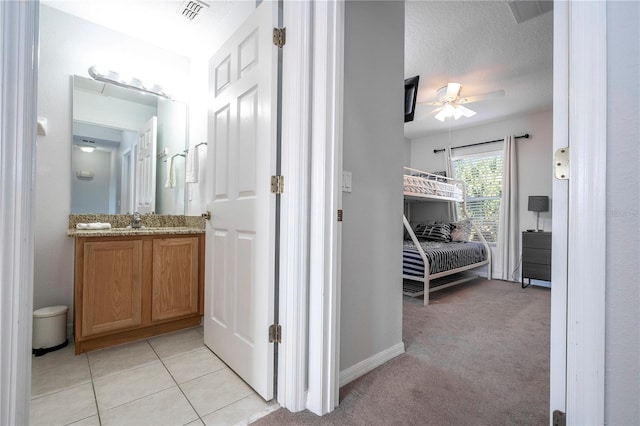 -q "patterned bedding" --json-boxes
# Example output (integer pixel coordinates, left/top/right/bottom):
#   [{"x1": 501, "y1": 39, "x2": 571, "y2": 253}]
[{"x1": 403, "y1": 239, "x2": 487, "y2": 276}]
